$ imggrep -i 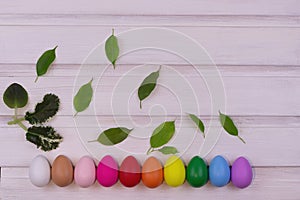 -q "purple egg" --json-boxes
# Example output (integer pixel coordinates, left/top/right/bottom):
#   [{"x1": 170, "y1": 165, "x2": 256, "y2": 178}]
[
  {"x1": 231, "y1": 156, "x2": 253, "y2": 188},
  {"x1": 97, "y1": 155, "x2": 118, "y2": 187}
]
